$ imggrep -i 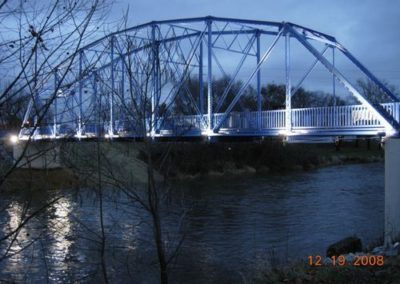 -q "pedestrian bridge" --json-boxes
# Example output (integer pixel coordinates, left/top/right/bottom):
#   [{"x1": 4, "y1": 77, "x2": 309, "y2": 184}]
[{"x1": 18, "y1": 16, "x2": 400, "y2": 142}]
